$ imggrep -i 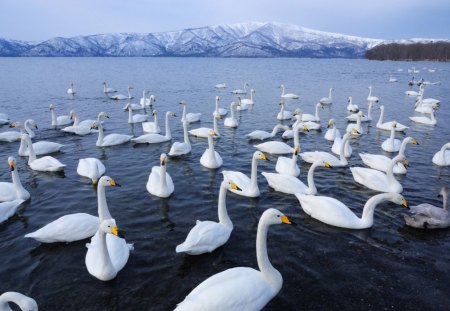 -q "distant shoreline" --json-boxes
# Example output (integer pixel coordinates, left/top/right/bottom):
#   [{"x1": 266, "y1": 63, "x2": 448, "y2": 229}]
[{"x1": 365, "y1": 42, "x2": 450, "y2": 62}]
